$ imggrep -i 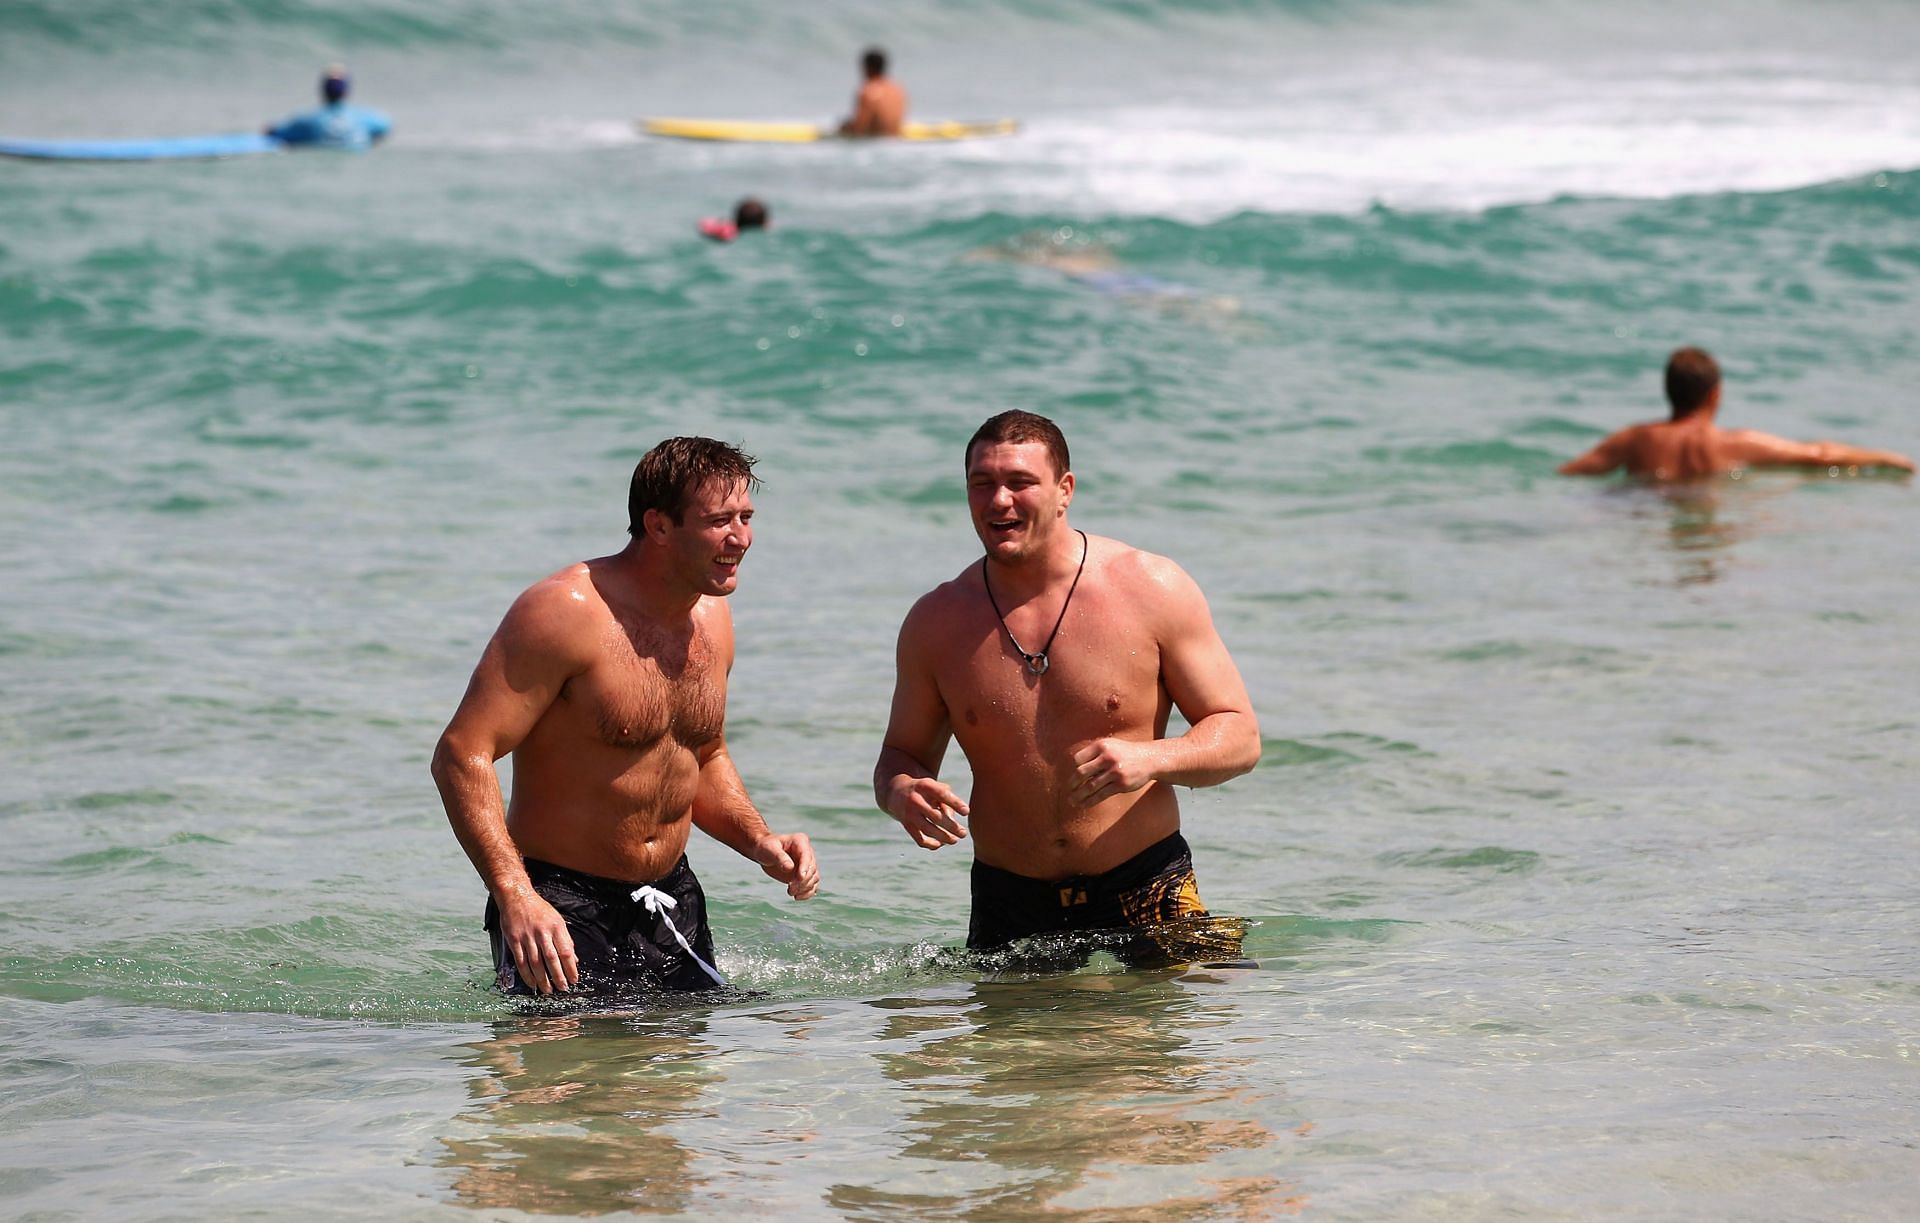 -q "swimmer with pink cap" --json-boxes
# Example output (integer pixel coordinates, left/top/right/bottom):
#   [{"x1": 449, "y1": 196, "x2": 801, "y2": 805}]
[{"x1": 699, "y1": 197, "x2": 769, "y2": 243}]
